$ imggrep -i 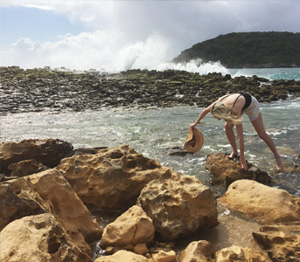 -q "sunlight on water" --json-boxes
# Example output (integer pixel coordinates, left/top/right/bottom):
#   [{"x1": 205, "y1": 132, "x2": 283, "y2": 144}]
[{"x1": 1, "y1": 99, "x2": 299, "y2": 196}]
